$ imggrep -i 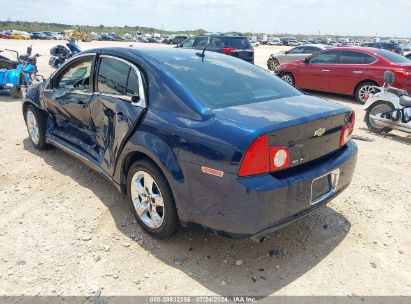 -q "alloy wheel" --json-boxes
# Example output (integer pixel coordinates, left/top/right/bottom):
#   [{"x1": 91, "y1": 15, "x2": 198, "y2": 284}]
[
  {"x1": 130, "y1": 171, "x2": 165, "y2": 229},
  {"x1": 358, "y1": 85, "x2": 376, "y2": 103},
  {"x1": 281, "y1": 74, "x2": 294, "y2": 85},
  {"x1": 26, "y1": 110, "x2": 39, "y2": 145}
]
